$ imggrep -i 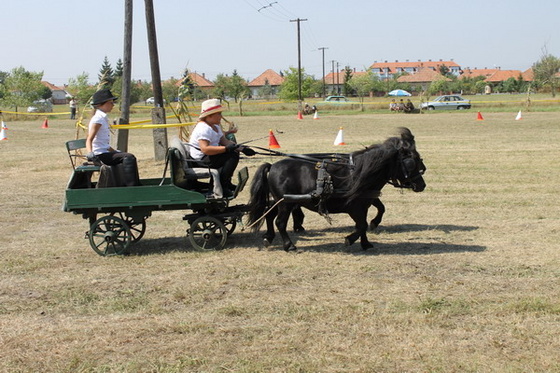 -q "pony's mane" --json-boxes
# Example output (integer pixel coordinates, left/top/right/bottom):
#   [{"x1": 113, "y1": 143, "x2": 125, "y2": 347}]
[{"x1": 343, "y1": 128, "x2": 416, "y2": 201}]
